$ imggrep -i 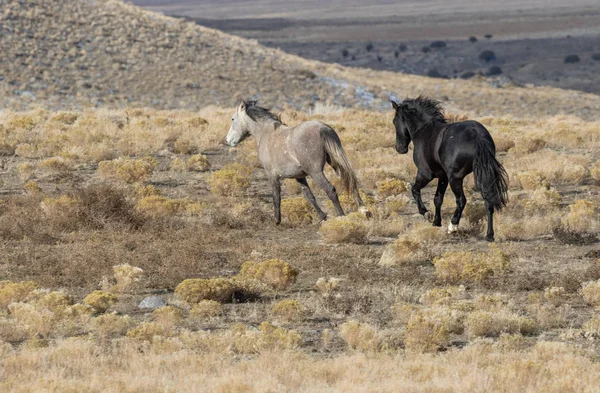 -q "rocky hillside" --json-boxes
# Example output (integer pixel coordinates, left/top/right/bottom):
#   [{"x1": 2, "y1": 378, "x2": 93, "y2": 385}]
[
  {"x1": 0, "y1": 0, "x2": 352, "y2": 111},
  {"x1": 1, "y1": 0, "x2": 600, "y2": 120}
]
